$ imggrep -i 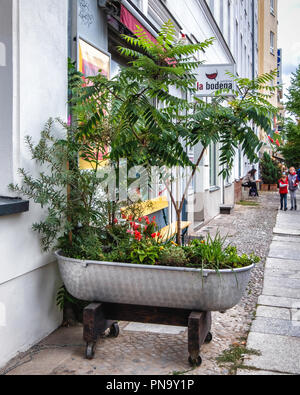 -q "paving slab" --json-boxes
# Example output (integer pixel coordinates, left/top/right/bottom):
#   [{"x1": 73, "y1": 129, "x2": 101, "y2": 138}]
[
  {"x1": 251, "y1": 316, "x2": 300, "y2": 337},
  {"x1": 268, "y1": 241, "x2": 300, "y2": 261},
  {"x1": 265, "y1": 257, "x2": 300, "y2": 270},
  {"x1": 262, "y1": 285, "x2": 300, "y2": 299},
  {"x1": 124, "y1": 323, "x2": 186, "y2": 335},
  {"x1": 255, "y1": 306, "x2": 291, "y2": 321},
  {"x1": 236, "y1": 369, "x2": 289, "y2": 375},
  {"x1": 273, "y1": 228, "x2": 300, "y2": 236},
  {"x1": 264, "y1": 268, "x2": 300, "y2": 279},
  {"x1": 273, "y1": 211, "x2": 300, "y2": 236},
  {"x1": 275, "y1": 210, "x2": 300, "y2": 224},
  {"x1": 245, "y1": 332, "x2": 300, "y2": 374},
  {"x1": 258, "y1": 295, "x2": 300, "y2": 309},
  {"x1": 264, "y1": 275, "x2": 300, "y2": 290},
  {"x1": 272, "y1": 235, "x2": 300, "y2": 242}
]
